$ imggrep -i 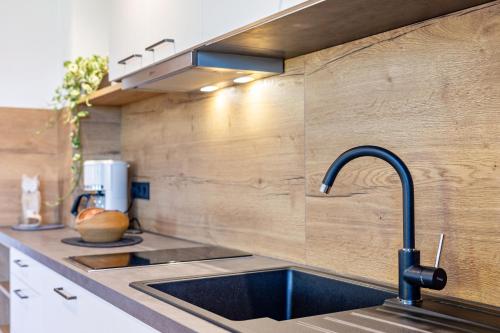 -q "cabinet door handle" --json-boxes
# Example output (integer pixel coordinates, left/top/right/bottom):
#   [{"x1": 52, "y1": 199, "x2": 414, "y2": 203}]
[
  {"x1": 145, "y1": 38, "x2": 175, "y2": 52},
  {"x1": 118, "y1": 54, "x2": 142, "y2": 65},
  {"x1": 54, "y1": 287, "x2": 77, "y2": 300},
  {"x1": 13, "y1": 289, "x2": 28, "y2": 299},
  {"x1": 13, "y1": 259, "x2": 28, "y2": 268}
]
